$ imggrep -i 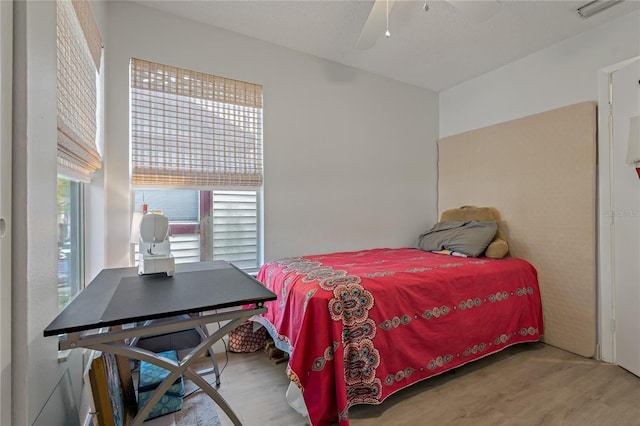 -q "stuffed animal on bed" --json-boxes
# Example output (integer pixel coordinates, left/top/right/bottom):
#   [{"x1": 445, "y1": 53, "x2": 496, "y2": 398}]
[{"x1": 439, "y1": 206, "x2": 509, "y2": 259}]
